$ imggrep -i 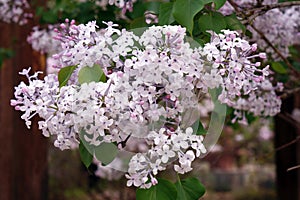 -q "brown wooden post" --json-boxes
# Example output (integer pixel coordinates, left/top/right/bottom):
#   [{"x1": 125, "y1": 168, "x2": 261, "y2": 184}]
[
  {"x1": 275, "y1": 92, "x2": 300, "y2": 200},
  {"x1": 0, "y1": 8, "x2": 48, "y2": 200}
]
